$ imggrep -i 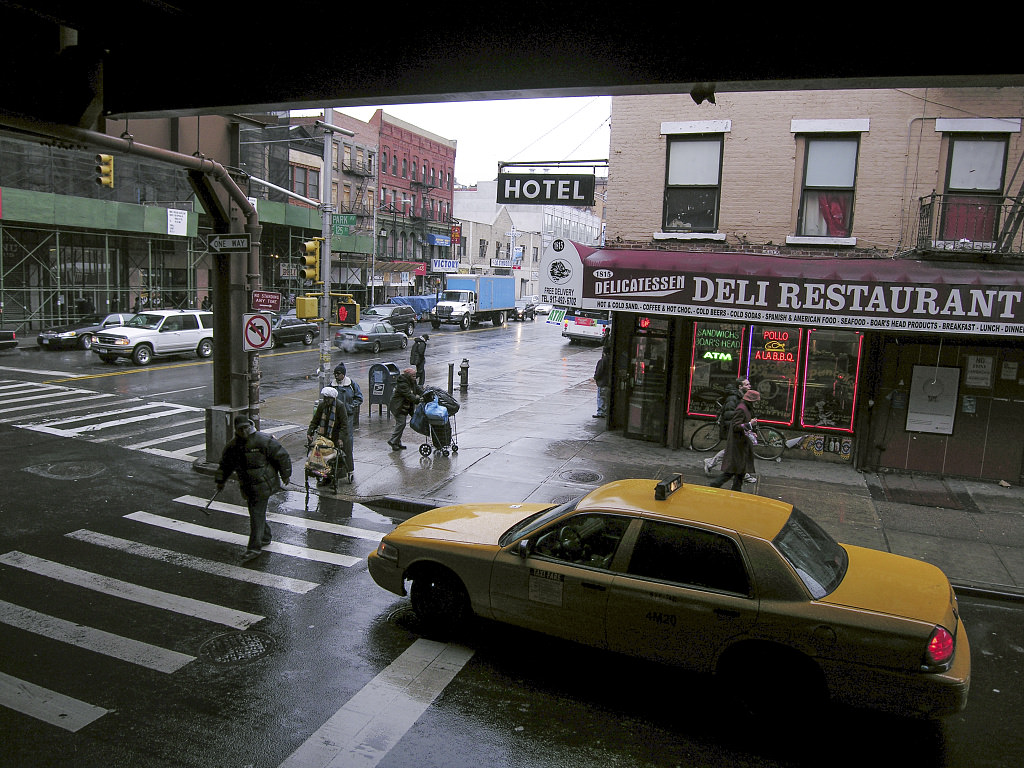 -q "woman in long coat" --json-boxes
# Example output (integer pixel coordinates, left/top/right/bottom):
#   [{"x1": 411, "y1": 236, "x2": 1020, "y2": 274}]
[{"x1": 709, "y1": 389, "x2": 760, "y2": 492}]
